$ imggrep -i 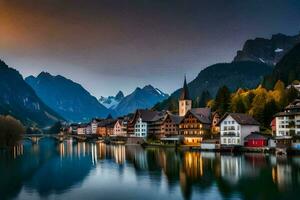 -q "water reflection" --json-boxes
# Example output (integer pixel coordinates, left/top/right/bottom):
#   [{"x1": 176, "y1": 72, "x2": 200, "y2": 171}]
[{"x1": 1, "y1": 139, "x2": 300, "y2": 200}]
